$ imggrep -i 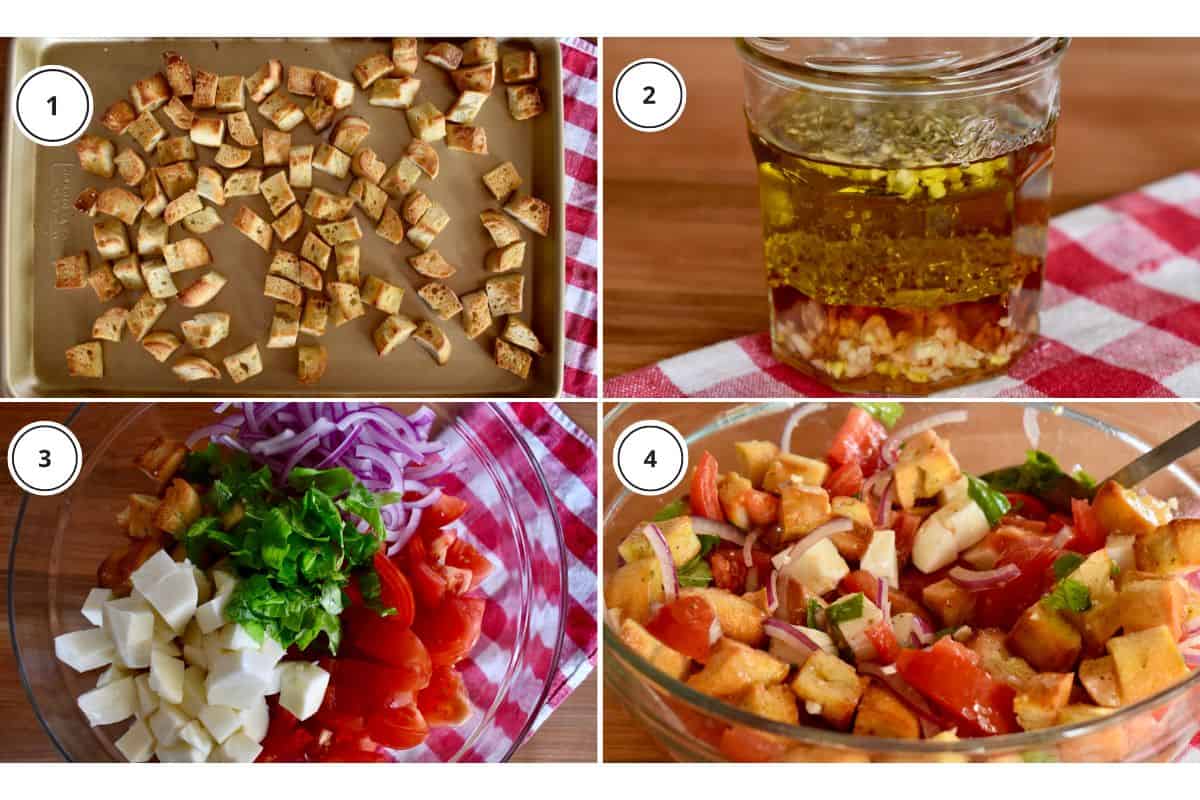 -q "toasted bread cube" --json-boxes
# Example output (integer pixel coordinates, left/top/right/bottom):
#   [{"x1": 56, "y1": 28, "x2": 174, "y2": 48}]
[
  {"x1": 269, "y1": 250, "x2": 301, "y2": 282},
  {"x1": 158, "y1": 481, "x2": 205, "y2": 533},
  {"x1": 425, "y1": 42, "x2": 463, "y2": 71},
  {"x1": 74, "y1": 187, "x2": 100, "y2": 217},
  {"x1": 142, "y1": 331, "x2": 181, "y2": 362},
  {"x1": 502, "y1": 317, "x2": 545, "y2": 356},
  {"x1": 391, "y1": 38, "x2": 419, "y2": 76},
  {"x1": 313, "y1": 71, "x2": 354, "y2": 108},
  {"x1": 353, "y1": 52, "x2": 394, "y2": 88},
  {"x1": 287, "y1": 66, "x2": 318, "y2": 96},
  {"x1": 373, "y1": 314, "x2": 417, "y2": 356},
  {"x1": 504, "y1": 194, "x2": 551, "y2": 236},
  {"x1": 141, "y1": 261, "x2": 177, "y2": 299},
  {"x1": 922, "y1": 579, "x2": 976, "y2": 629},
  {"x1": 485, "y1": 274, "x2": 524, "y2": 316},
  {"x1": 313, "y1": 143, "x2": 350, "y2": 179},
  {"x1": 790, "y1": 651, "x2": 863, "y2": 729},
  {"x1": 182, "y1": 206, "x2": 222, "y2": 235},
  {"x1": 417, "y1": 282, "x2": 462, "y2": 320},
  {"x1": 156, "y1": 162, "x2": 197, "y2": 200},
  {"x1": 452, "y1": 63, "x2": 496, "y2": 93},
  {"x1": 402, "y1": 190, "x2": 432, "y2": 226},
  {"x1": 481, "y1": 209, "x2": 522, "y2": 247},
  {"x1": 1119, "y1": 578, "x2": 1186, "y2": 640},
  {"x1": 214, "y1": 144, "x2": 251, "y2": 169},
  {"x1": 233, "y1": 206, "x2": 271, "y2": 251},
  {"x1": 94, "y1": 218, "x2": 130, "y2": 260},
  {"x1": 66, "y1": 341, "x2": 103, "y2": 378},
  {"x1": 506, "y1": 85, "x2": 544, "y2": 121},
  {"x1": 304, "y1": 188, "x2": 353, "y2": 221},
  {"x1": 494, "y1": 339, "x2": 532, "y2": 379},
  {"x1": 297, "y1": 261, "x2": 323, "y2": 291},
  {"x1": 113, "y1": 254, "x2": 146, "y2": 289},
  {"x1": 347, "y1": 178, "x2": 387, "y2": 222},
  {"x1": 326, "y1": 282, "x2": 365, "y2": 319},
  {"x1": 162, "y1": 96, "x2": 195, "y2": 131},
  {"x1": 131, "y1": 73, "x2": 170, "y2": 113},
  {"x1": 98, "y1": 187, "x2": 145, "y2": 225},
  {"x1": 376, "y1": 207, "x2": 405, "y2": 245},
  {"x1": 297, "y1": 344, "x2": 328, "y2": 385},
  {"x1": 325, "y1": 115, "x2": 368, "y2": 153},
  {"x1": 300, "y1": 295, "x2": 330, "y2": 336},
  {"x1": 54, "y1": 252, "x2": 90, "y2": 290},
  {"x1": 618, "y1": 618, "x2": 690, "y2": 682},
  {"x1": 407, "y1": 204, "x2": 450, "y2": 251},
  {"x1": 316, "y1": 218, "x2": 362, "y2": 247},
  {"x1": 358, "y1": 275, "x2": 402, "y2": 314},
  {"x1": 684, "y1": 587, "x2": 766, "y2": 646},
  {"x1": 101, "y1": 101, "x2": 137, "y2": 135},
  {"x1": 1136, "y1": 519, "x2": 1200, "y2": 573},
  {"x1": 188, "y1": 116, "x2": 224, "y2": 148},
  {"x1": 485, "y1": 241, "x2": 526, "y2": 274},
  {"x1": 408, "y1": 249, "x2": 456, "y2": 280},
  {"x1": 268, "y1": 303, "x2": 300, "y2": 348},
  {"x1": 413, "y1": 321, "x2": 451, "y2": 365},
  {"x1": 264, "y1": 275, "x2": 301, "y2": 306},
  {"x1": 181, "y1": 312, "x2": 230, "y2": 349},
  {"x1": 215, "y1": 75, "x2": 245, "y2": 112},
  {"x1": 195, "y1": 166, "x2": 225, "y2": 207},
  {"x1": 406, "y1": 102, "x2": 445, "y2": 142},
  {"x1": 173, "y1": 356, "x2": 220, "y2": 382},
  {"x1": 460, "y1": 291, "x2": 491, "y2": 339},
  {"x1": 164, "y1": 189, "x2": 203, "y2": 226},
  {"x1": 140, "y1": 173, "x2": 167, "y2": 218},
  {"x1": 1107, "y1": 625, "x2": 1189, "y2": 704},
  {"x1": 177, "y1": 271, "x2": 227, "y2": 308},
  {"x1": 284, "y1": 144, "x2": 312, "y2": 188},
  {"x1": 259, "y1": 171, "x2": 296, "y2": 217},
  {"x1": 405, "y1": 140, "x2": 440, "y2": 179},
  {"x1": 193, "y1": 70, "x2": 218, "y2": 108},
  {"x1": 446, "y1": 123, "x2": 487, "y2": 154},
  {"x1": 163, "y1": 238, "x2": 211, "y2": 272},
  {"x1": 156, "y1": 135, "x2": 196, "y2": 166},
  {"x1": 250, "y1": 128, "x2": 287, "y2": 168},
  {"x1": 303, "y1": 96, "x2": 336, "y2": 132},
  {"x1": 258, "y1": 91, "x2": 304, "y2": 131},
  {"x1": 350, "y1": 148, "x2": 387, "y2": 185},
  {"x1": 380, "y1": 158, "x2": 422, "y2": 197},
  {"x1": 247, "y1": 59, "x2": 282, "y2": 103},
  {"x1": 447, "y1": 91, "x2": 488, "y2": 124},
  {"x1": 224, "y1": 111, "x2": 257, "y2": 146},
  {"x1": 271, "y1": 204, "x2": 303, "y2": 242},
  {"x1": 223, "y1": 344, "x2": 262, "y2": 384},
  {"x1": 502, "y1": 50, "x2": 539, "y2": 84},
  {"x1": 160, "y1": 51, "x2": 193, "y2": 95},
  {"x1": 853, "y1": 684, "x2": 921, "y2": 739},
  {"x1": 127, "y1": 293, "x2": 168, "y2": 341},
  {"x1": 1093, "y1": 481, "x2": 1173, "y2": 538},
  {"x1": 115, "y1": 148, "x2": 148, "y2": 187},
  {"x1": 77, "y1": 135, "x2": 116, "y2": 177},
  {"x1": 462, "y1": 37, "x2": 498, "y2": 66},
  {"x1": 223, "y1": 168, "x2": 262, "y2": 198},
  {"x1": 300, "y1": 232, "x2": 332, "y2": 270},
  {"x1": 690, "y1": 639, "x2": 789, "y2": 699},
  {"x1": 482, "y1": 161, "x2": 523, "y2": 202},
  {"x1": 92, "y1": 307, "x2": 128, "y2": 342},
  {"x1": 368, "y1": 77, "x2": 421, "y2": 109}
]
